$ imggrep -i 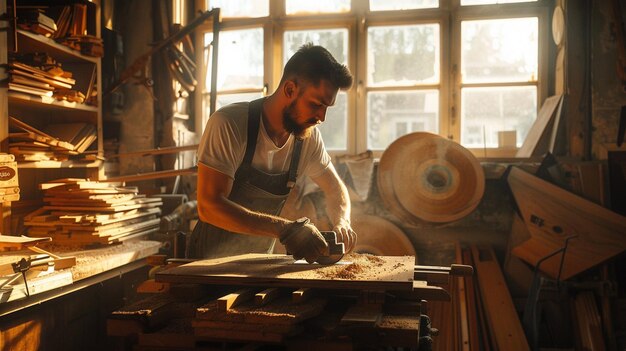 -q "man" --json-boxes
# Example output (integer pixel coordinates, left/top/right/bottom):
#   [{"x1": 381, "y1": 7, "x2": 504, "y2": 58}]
[{"x1": 187, "y1": 43, "x2": 357, "y2": 263}]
